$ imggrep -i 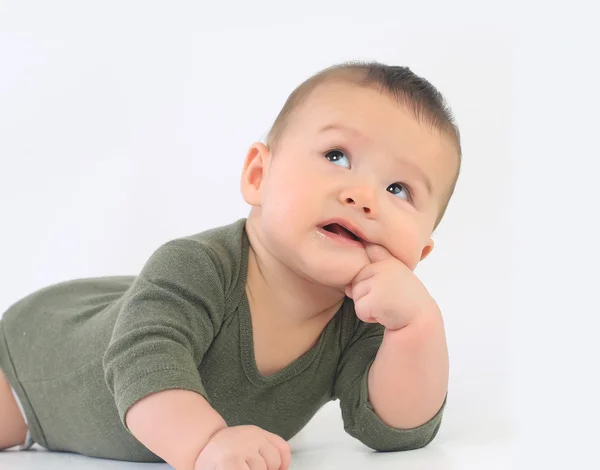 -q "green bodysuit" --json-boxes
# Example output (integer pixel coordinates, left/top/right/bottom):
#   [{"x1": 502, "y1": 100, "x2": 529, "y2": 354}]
[{"x1": 0, "y1": 218, "x2": 445, "y2": 462}]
